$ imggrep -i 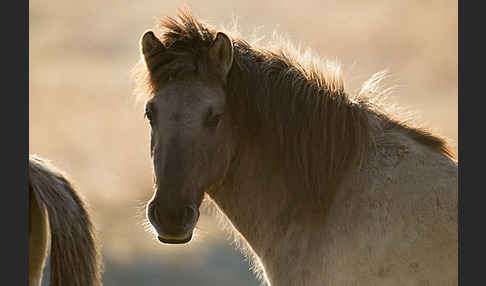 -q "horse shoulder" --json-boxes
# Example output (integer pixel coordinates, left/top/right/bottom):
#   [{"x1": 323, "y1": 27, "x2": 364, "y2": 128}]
[
  {"x1": 367, "y1": 130, "x2": 457, "y2": 284},
  {"x1": 320, "y1": 130, "x2": 457, "y2": 285}
]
